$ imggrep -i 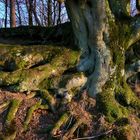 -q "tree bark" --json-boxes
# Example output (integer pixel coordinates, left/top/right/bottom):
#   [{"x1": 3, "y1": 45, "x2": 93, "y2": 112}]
[
  {"x1": 10, "y1": 0, "x2": 16, "y2": 27},
  {"x1": 65, "y1": 0, "x2": 140, "y2": 119}
]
